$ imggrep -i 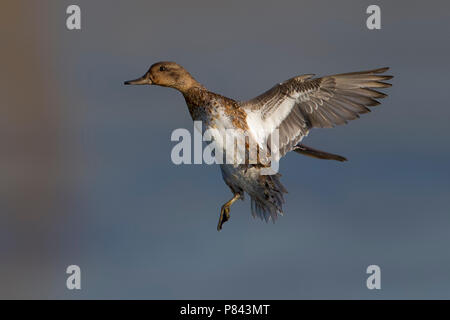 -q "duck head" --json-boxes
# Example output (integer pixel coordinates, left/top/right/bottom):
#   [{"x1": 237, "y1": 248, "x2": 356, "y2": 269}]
[{"x1": 124, "y1": 61, "x2": 201, "y2": 93}]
